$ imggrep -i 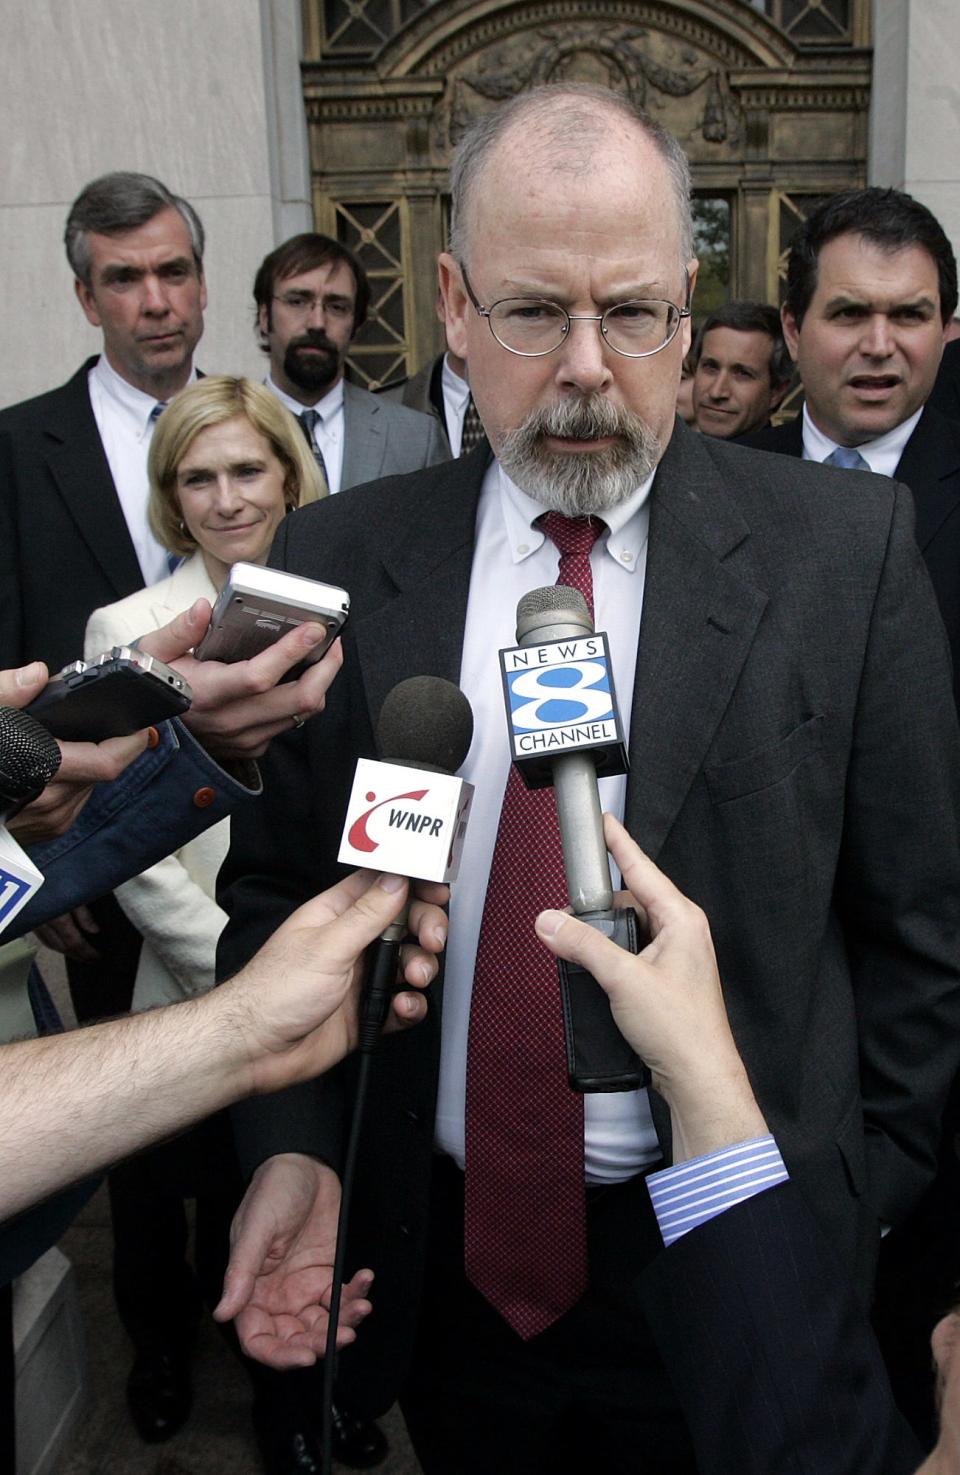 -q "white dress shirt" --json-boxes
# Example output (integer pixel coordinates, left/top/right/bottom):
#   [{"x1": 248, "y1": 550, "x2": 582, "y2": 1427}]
[
  {"x1": 435, "y1": 457, "x2": 662, "y2": 1182},
  {"x1": 88, "y1": 355, "x2": 191, "y2": 585},
  {"x1": 267, "y1": 373, "x2": 345, "y2": 493},
  {"x1": 441, "y1": 354, "x2": 472, "y2": 457},
  {"x1": 800, "y1": 402, "x2": 922, "y2": 477}
]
